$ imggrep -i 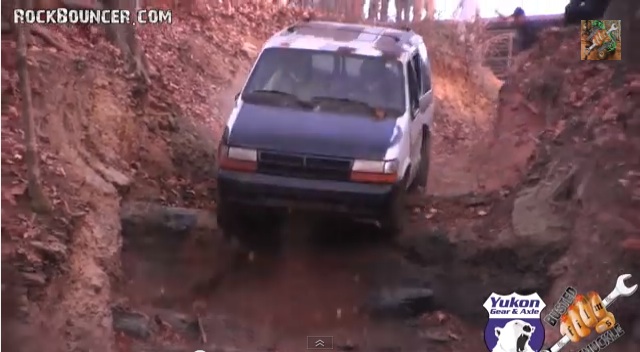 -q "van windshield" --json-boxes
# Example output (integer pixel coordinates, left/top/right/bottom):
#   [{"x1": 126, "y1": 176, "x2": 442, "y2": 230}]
[{"x1": 241, "y1": 47, "x2": 406, "y2": 116}]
